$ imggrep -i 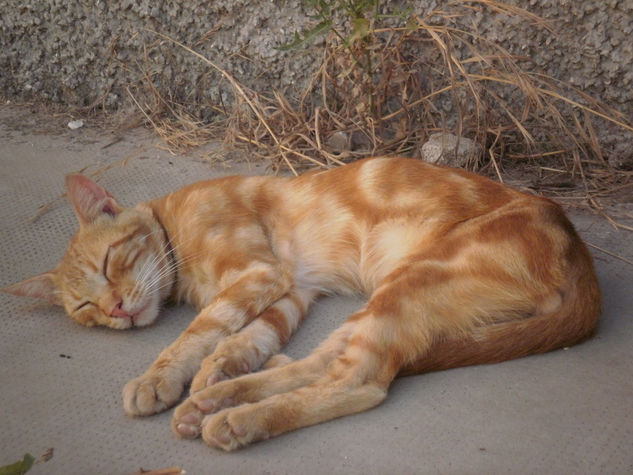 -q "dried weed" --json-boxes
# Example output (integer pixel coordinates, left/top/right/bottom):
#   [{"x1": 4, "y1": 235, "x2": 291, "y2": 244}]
[{"x1": 126, "y1": 1, "x2": 631, "y2": 210}]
